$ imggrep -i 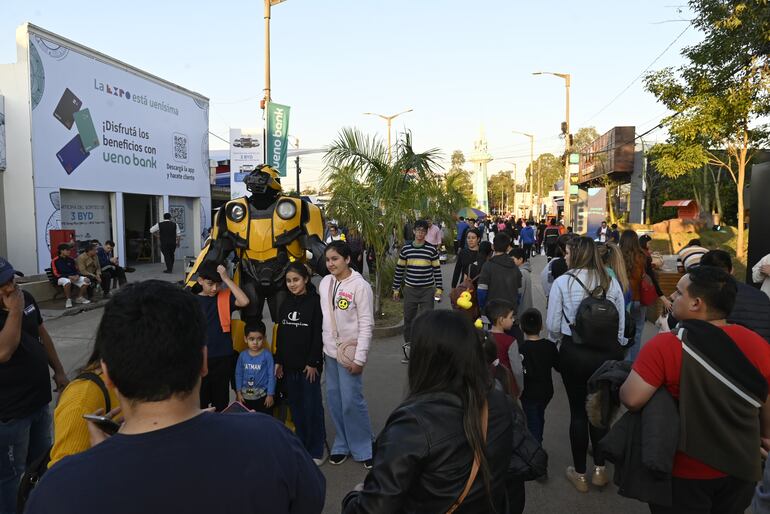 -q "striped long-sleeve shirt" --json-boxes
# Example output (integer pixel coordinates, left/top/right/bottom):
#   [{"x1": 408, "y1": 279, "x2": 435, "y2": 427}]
[{"x1": 392, "y1": 242, "x2": 443, "y2": 290}]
